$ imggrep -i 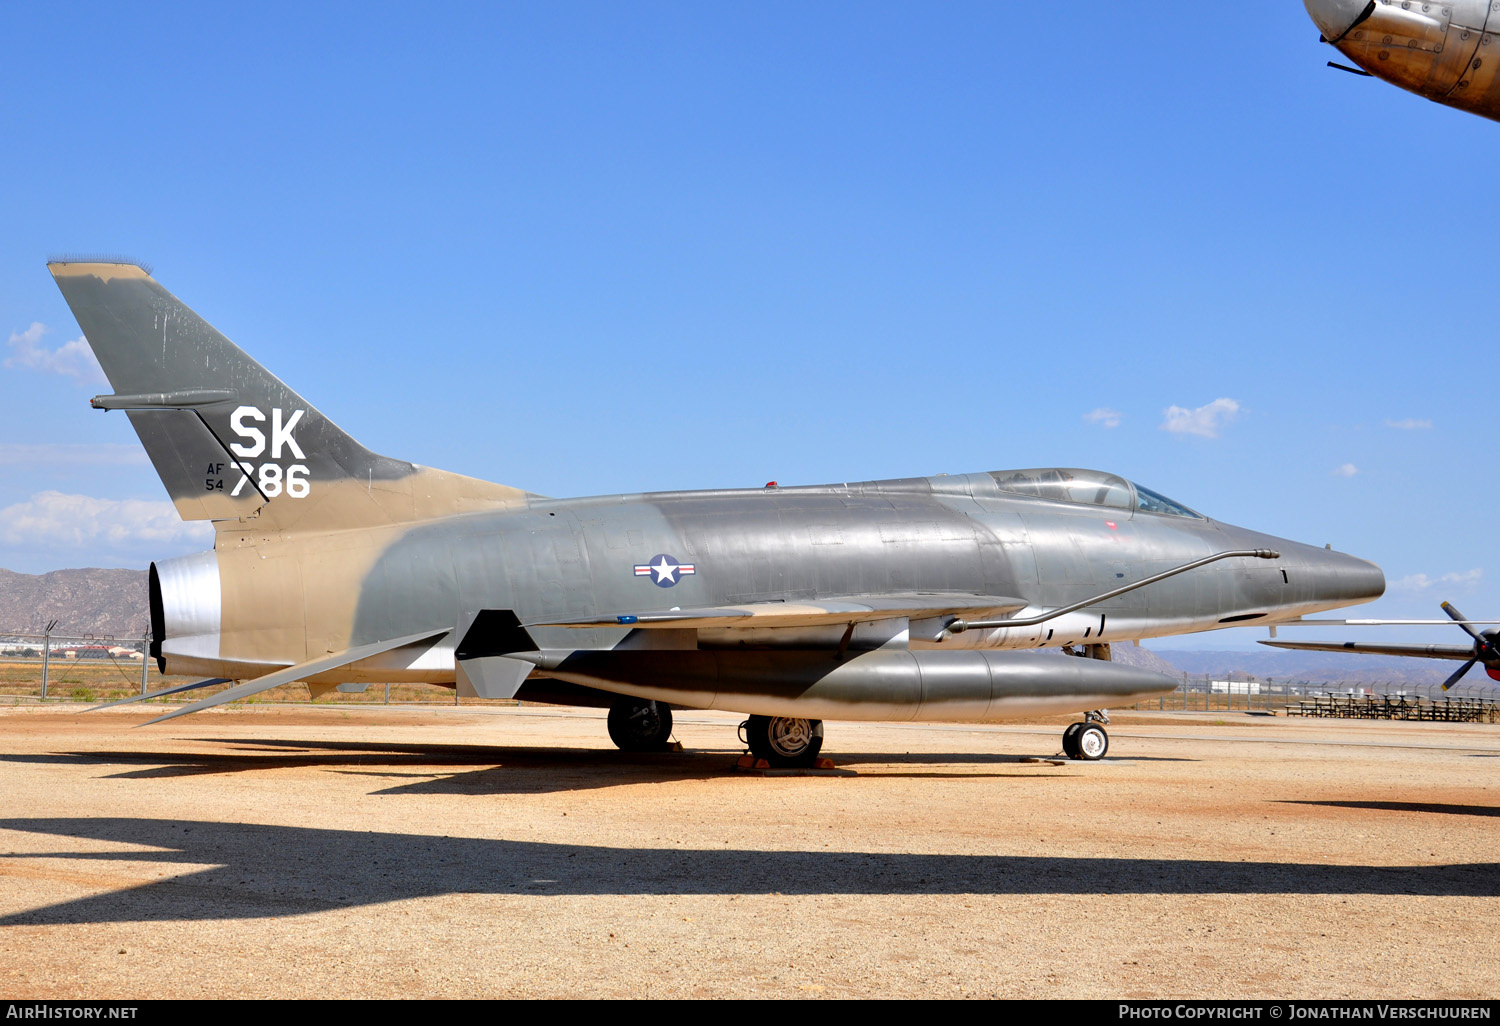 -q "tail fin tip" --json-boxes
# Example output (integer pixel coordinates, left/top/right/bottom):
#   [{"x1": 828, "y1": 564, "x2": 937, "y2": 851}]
[{"x1": 47, "y1": 257, "x2": 154, "y2": 279}]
